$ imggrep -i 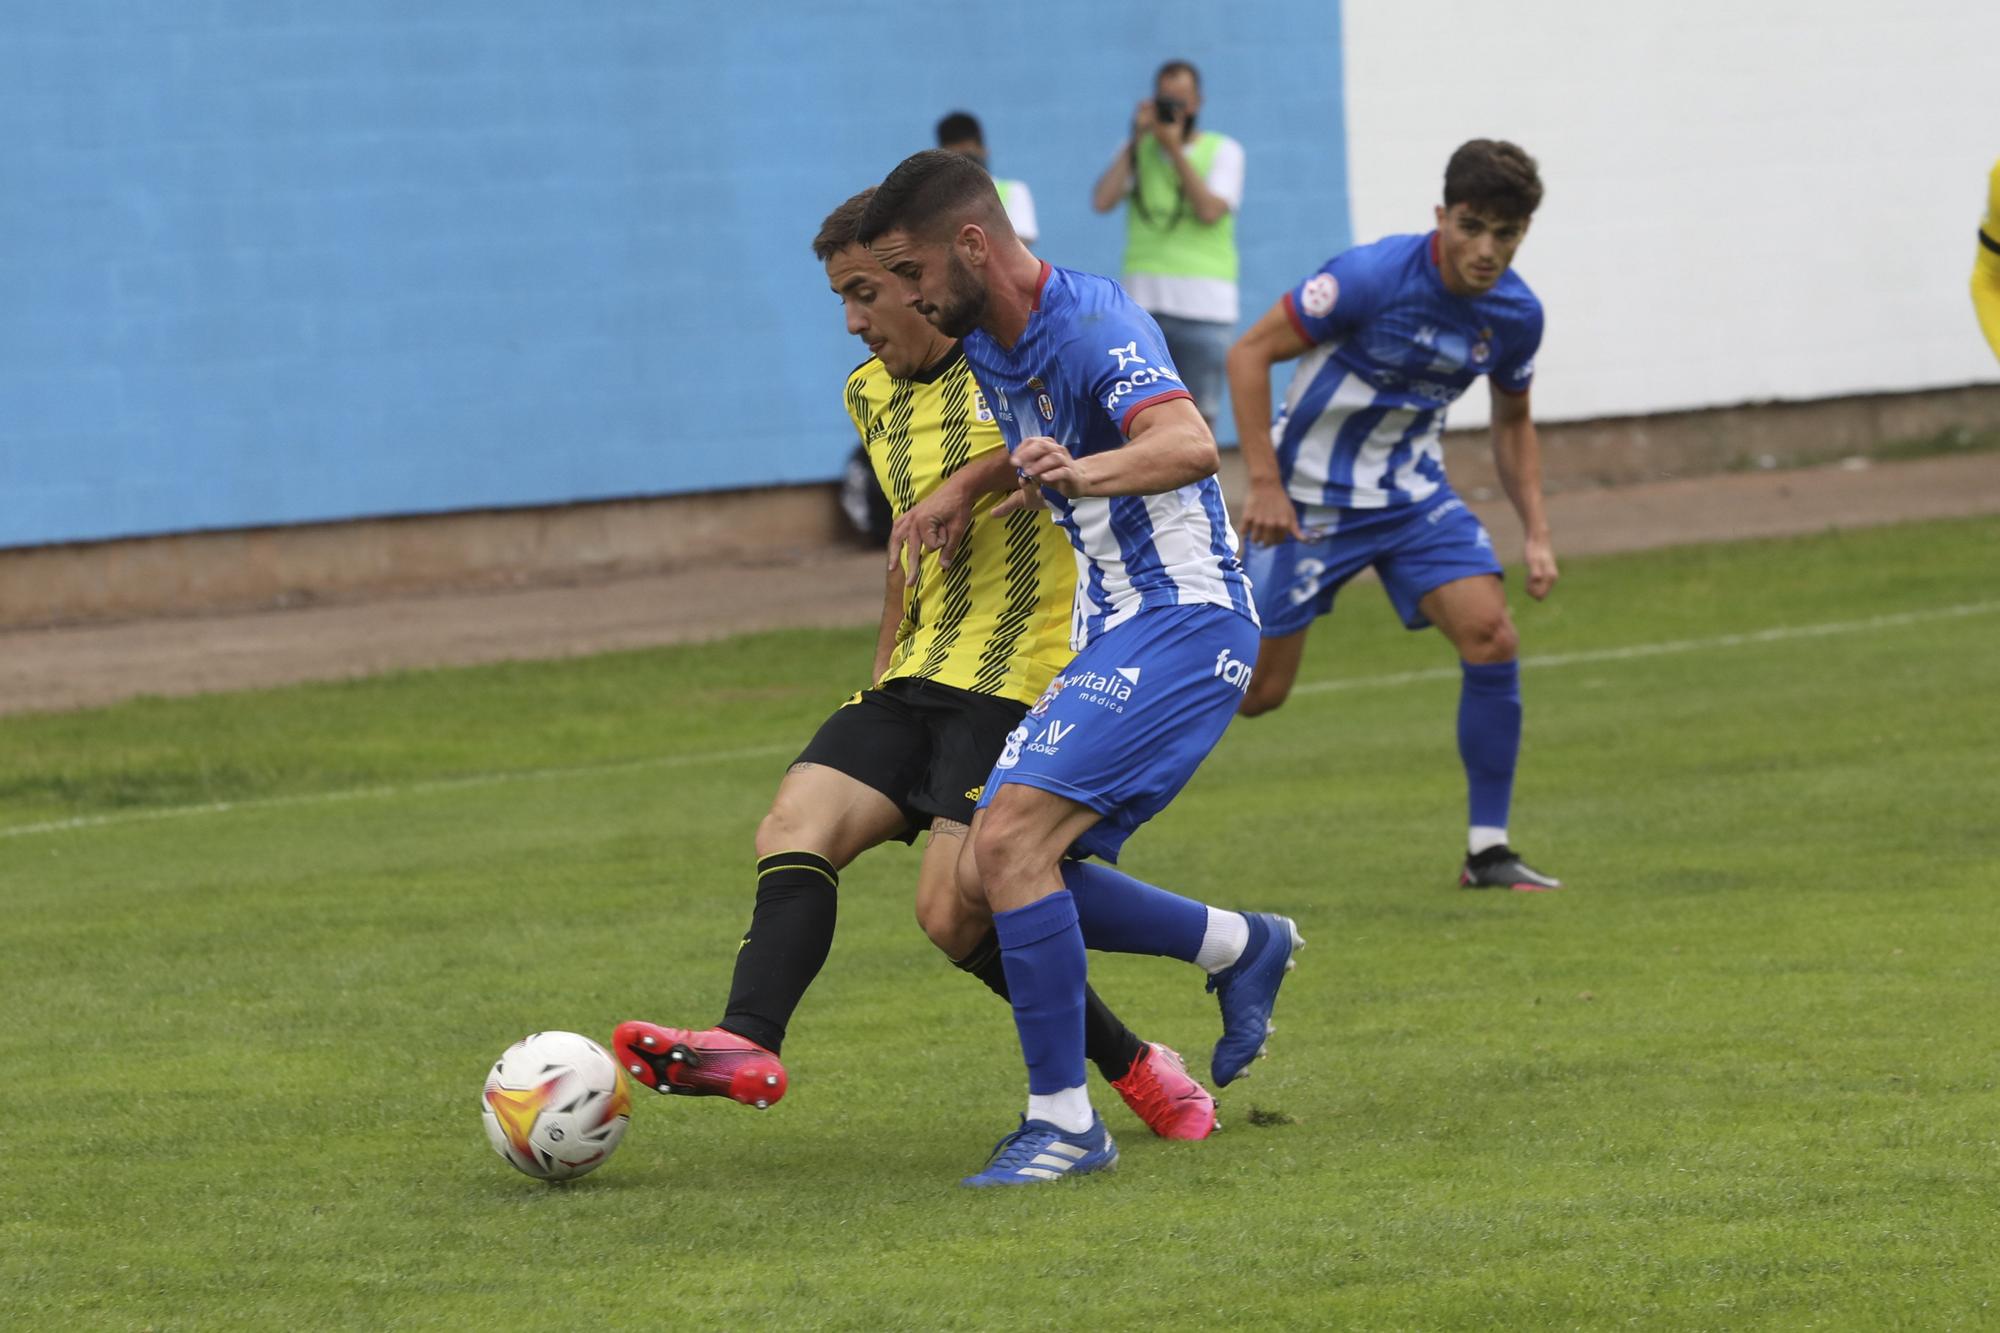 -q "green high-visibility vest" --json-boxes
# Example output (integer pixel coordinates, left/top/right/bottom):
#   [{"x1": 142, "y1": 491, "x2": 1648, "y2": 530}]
[{"x1": 1123, "y1": 133, "x2": 1236, "y2": 282}]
